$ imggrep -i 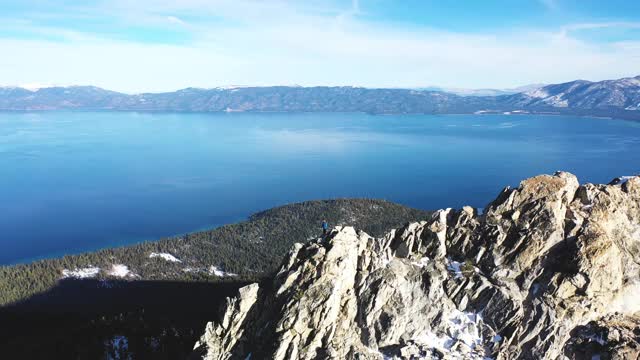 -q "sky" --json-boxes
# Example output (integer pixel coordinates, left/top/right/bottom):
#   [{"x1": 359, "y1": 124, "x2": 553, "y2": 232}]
[{"x1": 1, "y1": 0, "x2": 639, "y2": 93}]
